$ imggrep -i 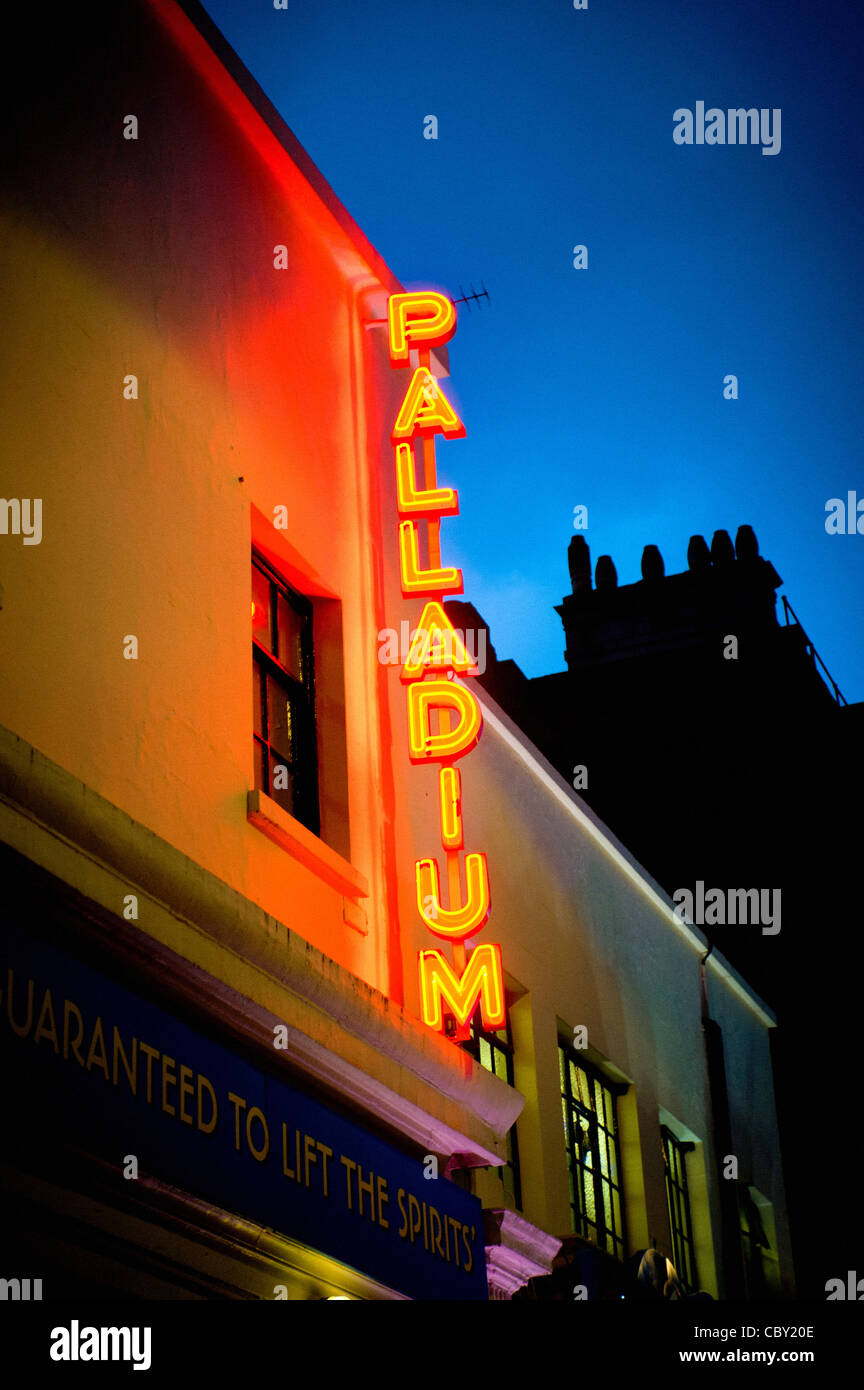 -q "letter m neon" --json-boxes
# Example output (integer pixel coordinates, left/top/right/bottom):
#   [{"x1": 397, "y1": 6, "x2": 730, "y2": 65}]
[{"x1": 418, "y1": 944, "x2": 505, "y2": 1031}]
